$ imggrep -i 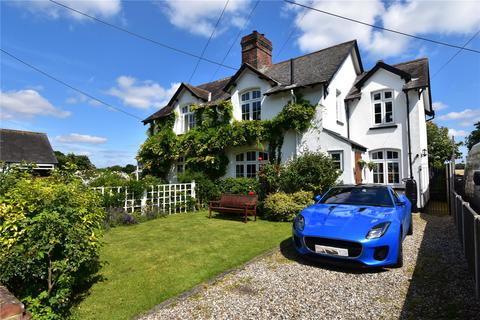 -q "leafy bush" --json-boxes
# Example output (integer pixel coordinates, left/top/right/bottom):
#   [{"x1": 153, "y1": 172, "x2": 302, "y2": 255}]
[
  {"x1": 0, "y1": 171, "x2": 104, "y2": 319},
  {"x1": 263, "y1": 191, "x2": 314, "y2": 221},
  {"x1": 280, "y1": 151, "x2": 340, "y2": 195},
  {"x1": 219, "y1": 177, "x2": 260, "y2": 196},
  {"x1": 178, "y1": 170, "x2": 220, "y2": 207},
  {"x1": 89, "y1": 171, "x2": 128, "y2": 188},
  {"x1": 258, "y1": 163, "x2": 282, "y2": 196}
]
